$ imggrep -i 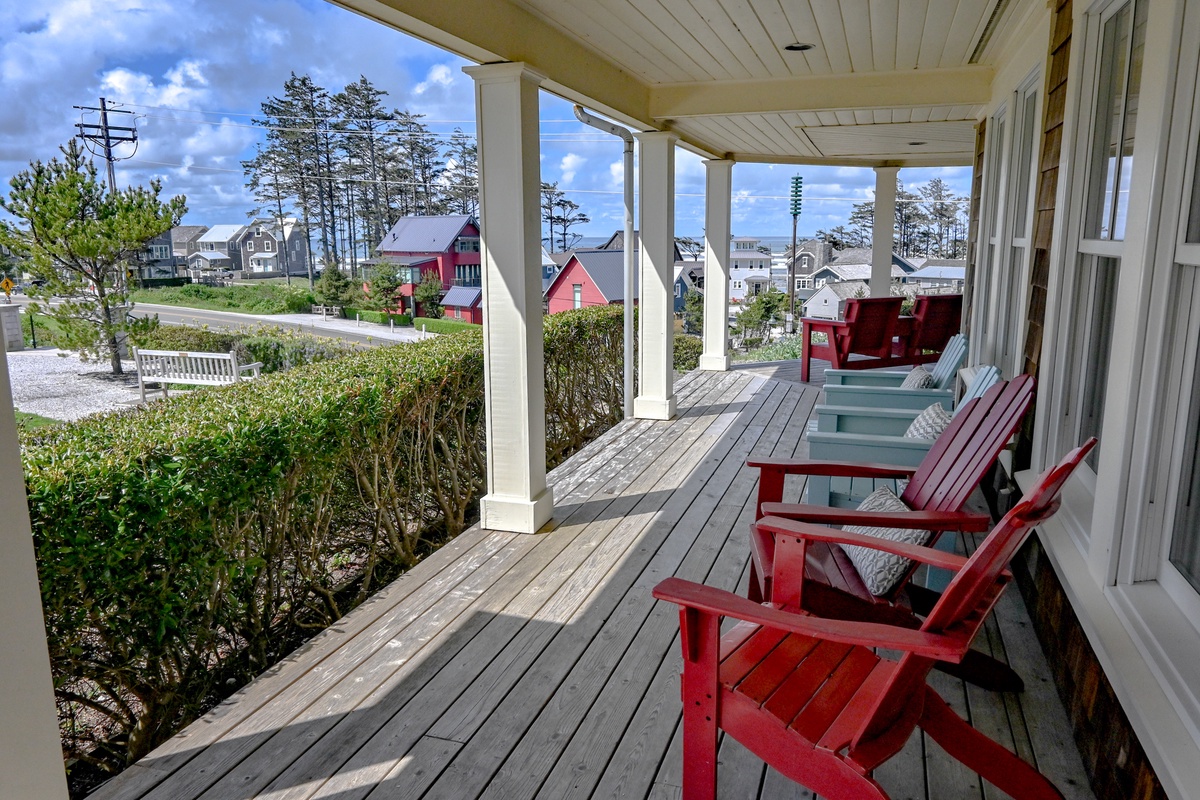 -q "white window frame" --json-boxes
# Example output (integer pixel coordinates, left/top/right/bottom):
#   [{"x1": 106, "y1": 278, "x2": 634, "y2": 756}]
[
  {"x1": 1026, "y1": 1, "x2": 1200, "y2": 792},
  {"x1": 572, "y1": 284, "x2": 582, "y2": 310}
]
